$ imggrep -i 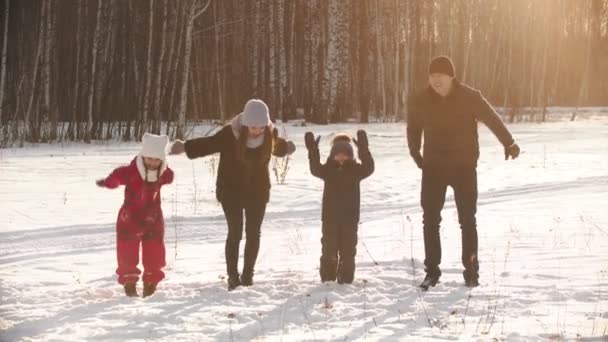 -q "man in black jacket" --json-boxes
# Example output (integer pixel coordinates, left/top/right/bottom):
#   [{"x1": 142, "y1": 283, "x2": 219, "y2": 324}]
[
  {"x1": 407, "y1": 56, "x2": 520, "y2": 290},
  {"x1": 305, "y1": 130, "x2": 374, "y2": 284}
]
